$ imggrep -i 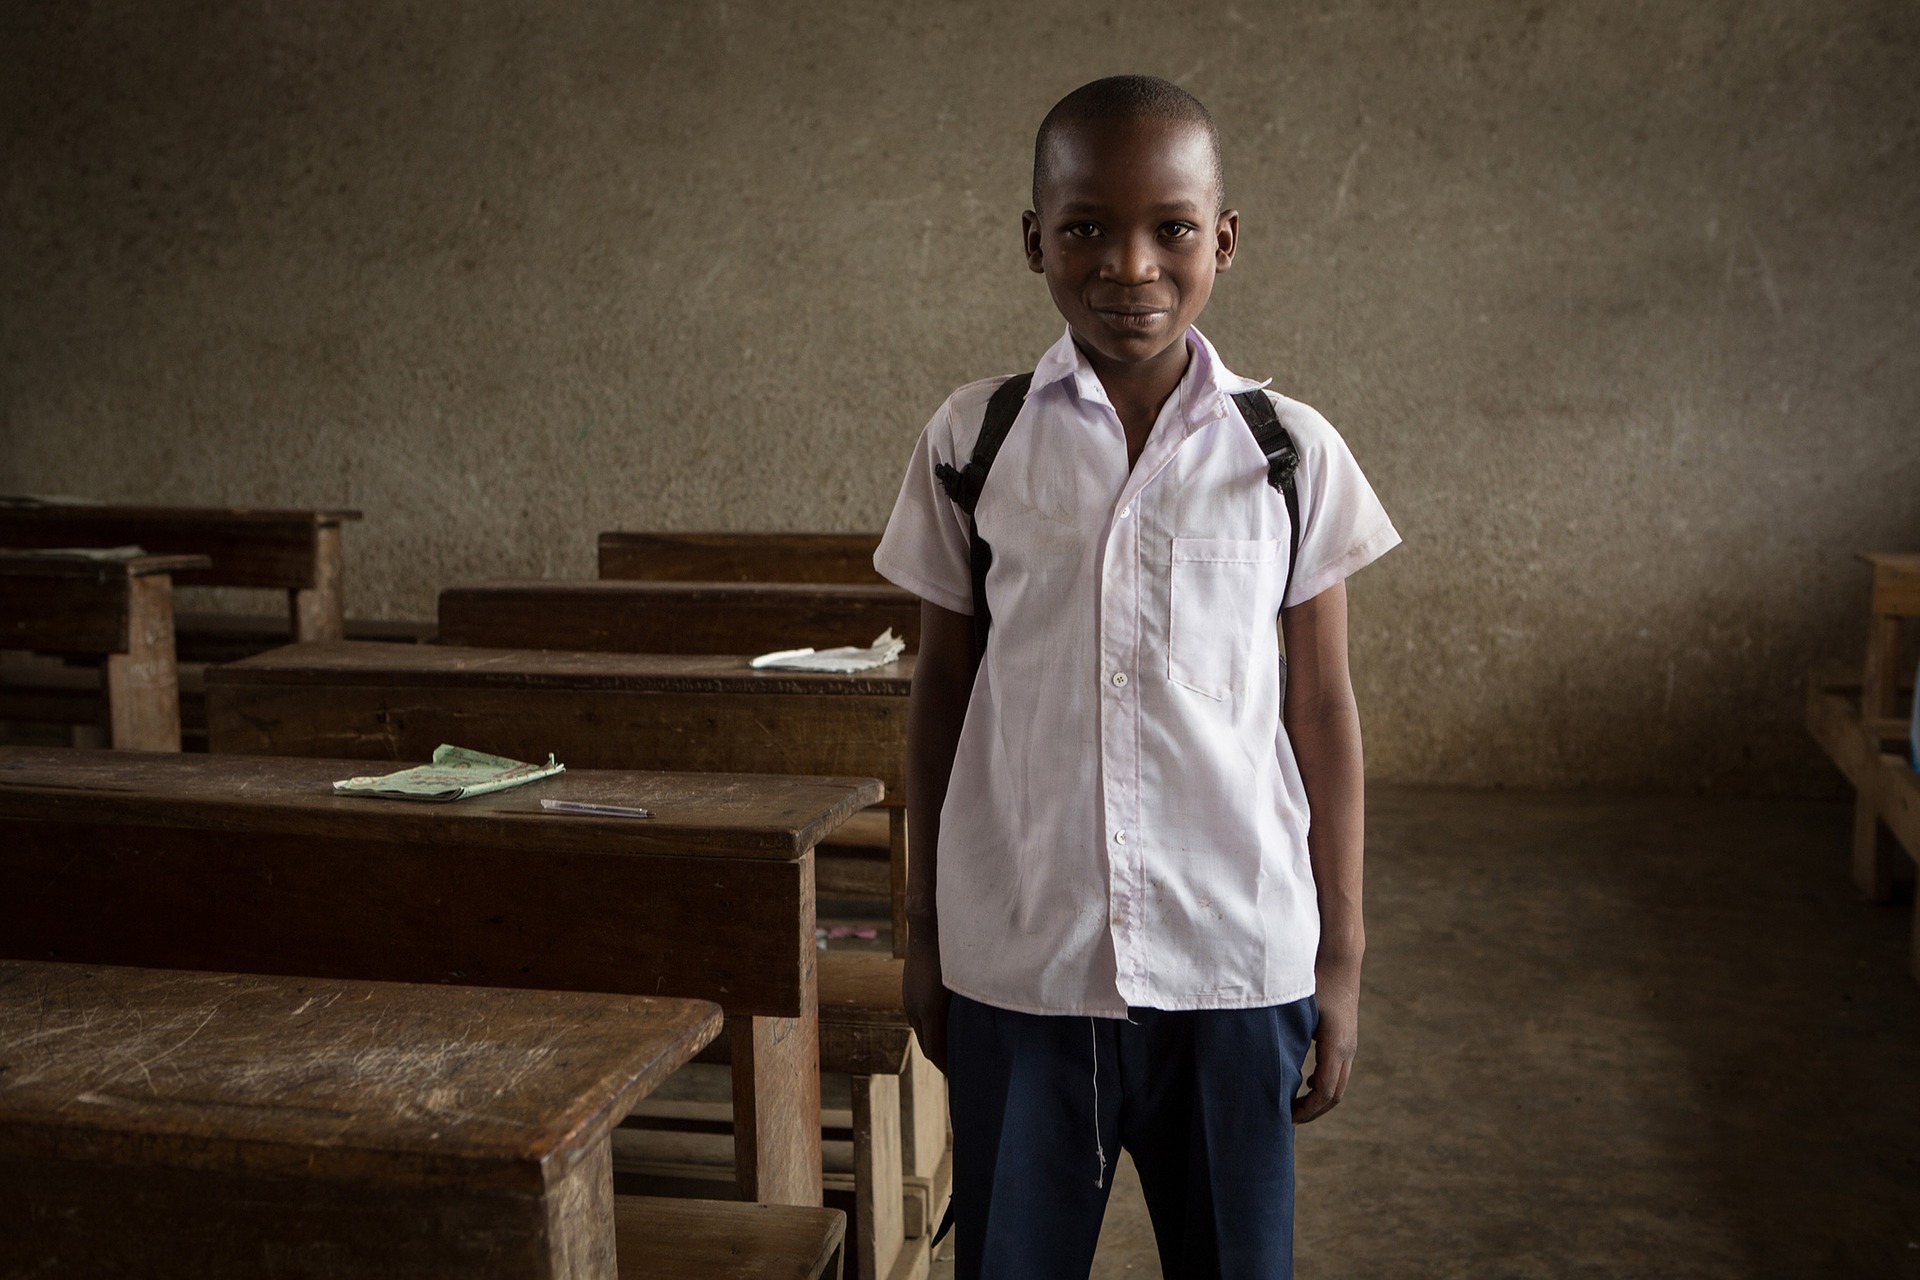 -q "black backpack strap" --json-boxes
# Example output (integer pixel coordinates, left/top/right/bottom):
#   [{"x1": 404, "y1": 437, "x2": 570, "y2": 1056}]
[
  {"x1": 1230, "y1": 389, "x2": 1302, "y2": 609},
  {"x1": 934, "y1": 373, "x2": 1032, "y2": 656}
]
